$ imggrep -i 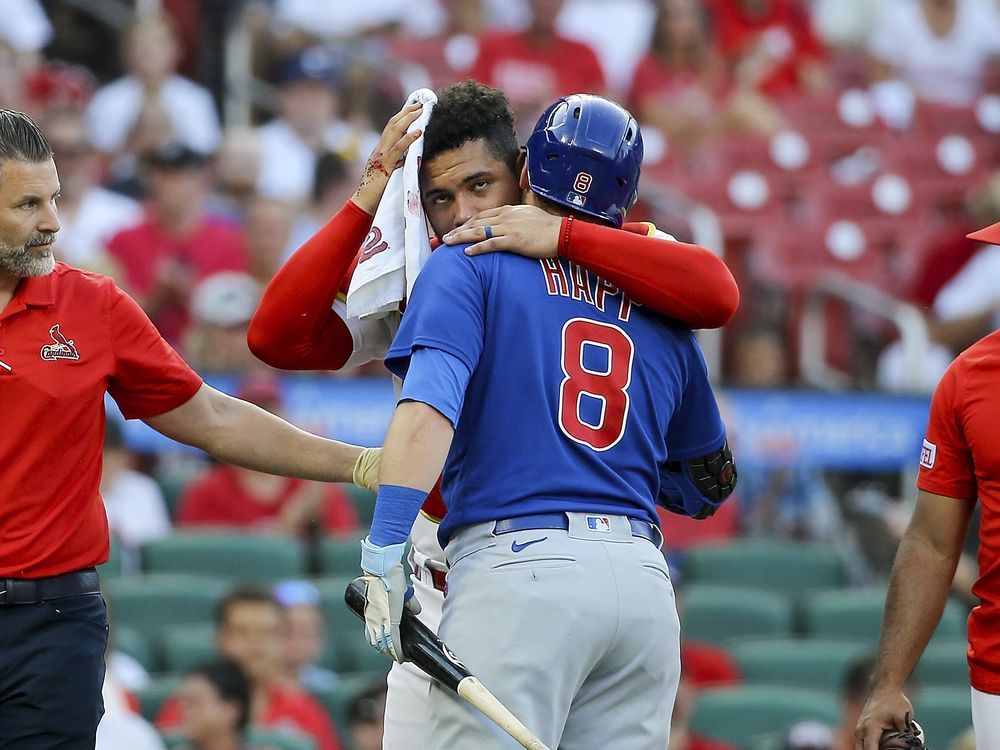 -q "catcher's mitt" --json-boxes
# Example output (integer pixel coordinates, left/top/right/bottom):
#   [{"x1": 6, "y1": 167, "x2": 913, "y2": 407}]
[{"x1": 879, "y1": 714, "x2": 926, "y2": 749}]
